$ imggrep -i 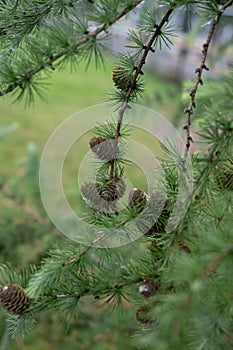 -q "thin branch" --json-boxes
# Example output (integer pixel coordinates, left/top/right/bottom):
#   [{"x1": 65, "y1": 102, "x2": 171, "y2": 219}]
[
  {"x1": 92, "y1": 232, "x2": 107, "y2": 244},
  {"x1": 0, "y1": 0, "x2": 143, "y2": 98},
  {"x1": 184, "y1": 4, "x2": 230, "y2": 157},
  {"x1": 201, "y1": 245, "x2": 233, "y2": 279},
  {"x1": 1, "y1": 184, "x2": 46, "y2": 224},
  {"x1": 0, "y1": 183, "x2": 66, "y2": 237},
  {"x1": 109, "y1": 7, "x2": 174, "y2": 178}
]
